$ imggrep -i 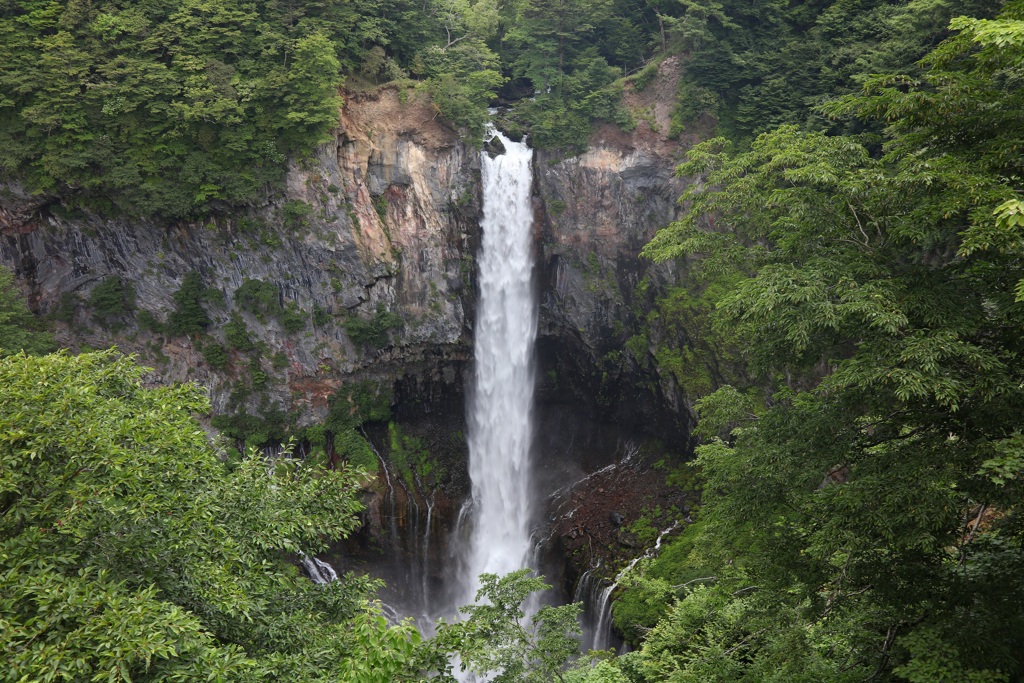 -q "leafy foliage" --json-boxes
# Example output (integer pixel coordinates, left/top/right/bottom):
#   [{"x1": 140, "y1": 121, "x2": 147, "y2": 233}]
[
  {"x1": 224, "y1": 312, "x2": 256, "y2": 351},
  {"x1": 344, "y1": 304, "x2": 403, "y2": 349},
  {"x1": 663, "y1": 0, "x2": 1001, "y2": 141},
  {"x1": 212, "y1": 409, "x2": 287, "y2": 450},
  {"x1": 0, "y1": 0, "x2": 363, "y2": 217},
  {"x1": 234, "y1": 278, "x2": 306, "y2": 332},
  {"x1": 0, "y1": 350, "x2": 432, "y2": 681},
  {"x1": 88, "y1": 275, "x2": 134, "y2": 324},
  {"x1": 235, "y1": 278, "x2": 282, "y2": 316},
  {"x1": 436, "y1": 569, "x2": 584, "y2": 682},
  {"x1": 414, "y1": 0, "x2": 505, "y2": 139},
  {"x1": 496, "y1": 0, "x2": 636, "y2": 150},
  {"x1": 282, "y1": 199, "x2": 315, "y2": 230},
  {"x1": 623, "y1": 7, "x2": 1024, "y2": 680},
  {"x1": 200, "y1": 338, "x2": 229, "y2": 369},
  {"x1": 0, "y1": 266, "x2": 54, "y2": 356},
  {"x1": 166, "y1": 271, "x2": 212, "y2": 336}
]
